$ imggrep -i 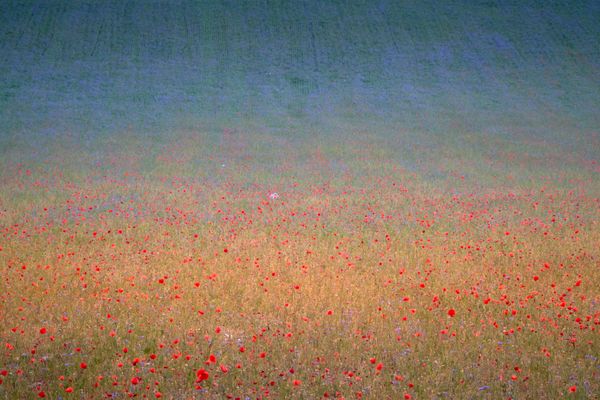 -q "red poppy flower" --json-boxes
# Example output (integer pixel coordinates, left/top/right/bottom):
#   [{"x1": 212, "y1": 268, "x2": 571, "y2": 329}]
[{"x1": 196, "y1": 369, "x2": 209, "y2": 382}]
